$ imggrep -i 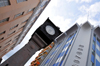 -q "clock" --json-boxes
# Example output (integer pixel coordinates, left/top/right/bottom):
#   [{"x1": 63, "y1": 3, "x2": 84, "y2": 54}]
[
  {"x1": 34, "y1": 18, "x2": 62, "y2": 46},
  {"x1": 45, "y1": 25, "x2": 55, "y2": 35}
]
